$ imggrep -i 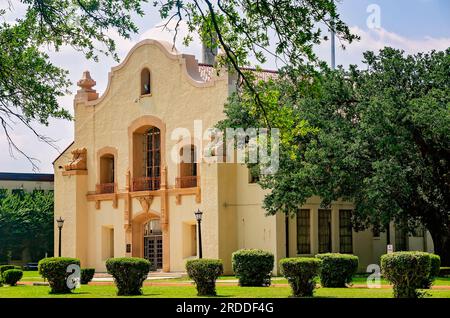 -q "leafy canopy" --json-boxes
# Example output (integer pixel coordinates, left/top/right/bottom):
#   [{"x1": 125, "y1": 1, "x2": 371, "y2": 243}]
[
  {"x1": 219, "y1": 47, "x2": 450, "y2": 262},
  {"x1": 0, "y1": 0, "x2": 356, "y2": 169},
  {"x1": 0, "y1": 190, "x2": 54, "y2": 262}
]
